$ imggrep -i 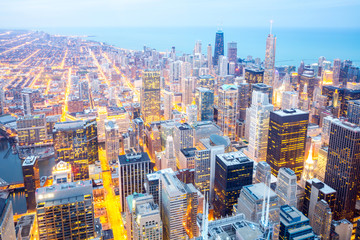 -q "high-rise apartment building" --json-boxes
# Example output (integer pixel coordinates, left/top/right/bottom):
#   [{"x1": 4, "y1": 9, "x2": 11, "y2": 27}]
[
  {"x1": 53, "y1": 119, "x2": 98, "y2": 181},
  {"x1": 21, "y1": 88, "x2": 37, "y2": 116},
  {"x1": 214, "y1": 151, "x2": 253, "y2": 218},
  {"x1": 324, "y1": 119, "x2": 360, "y2": 220},
  {"x1": 276, "y1": 168, "x2": 297, "y2": 207},
  {"x1": 195, "y1": 87, "x2": 214, "y2": 122},
  {"x1": 36, "y1": 180, "x2": 95, "y2": 240},
  {"x1": 218, "y1": 84, "x2": 238, "y2": 141},
  {"x1": 125, "y1": 193, "x2": 162, "y2": 240},
  {"x1": 22, "y1": 156, "x2": 40, "y2": 211},
  {"x1": 105, "y1": 120, "x2": 120, "y2": 164},
  {"x1": 213, "y1": 30, "x2": 224, "y2": 66},
  {"x1": 141, "y1": 70, "x2": 161, "y2": 123},
  {"x1": 119, "y1": 151, "x2": 151, "y2": 211},
  {"x1": 266, "y1": 109, "x2": 309, "y2": 179},
  {"x1": 246, "y1": 91, "x2": 273, "y2": 162}
]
